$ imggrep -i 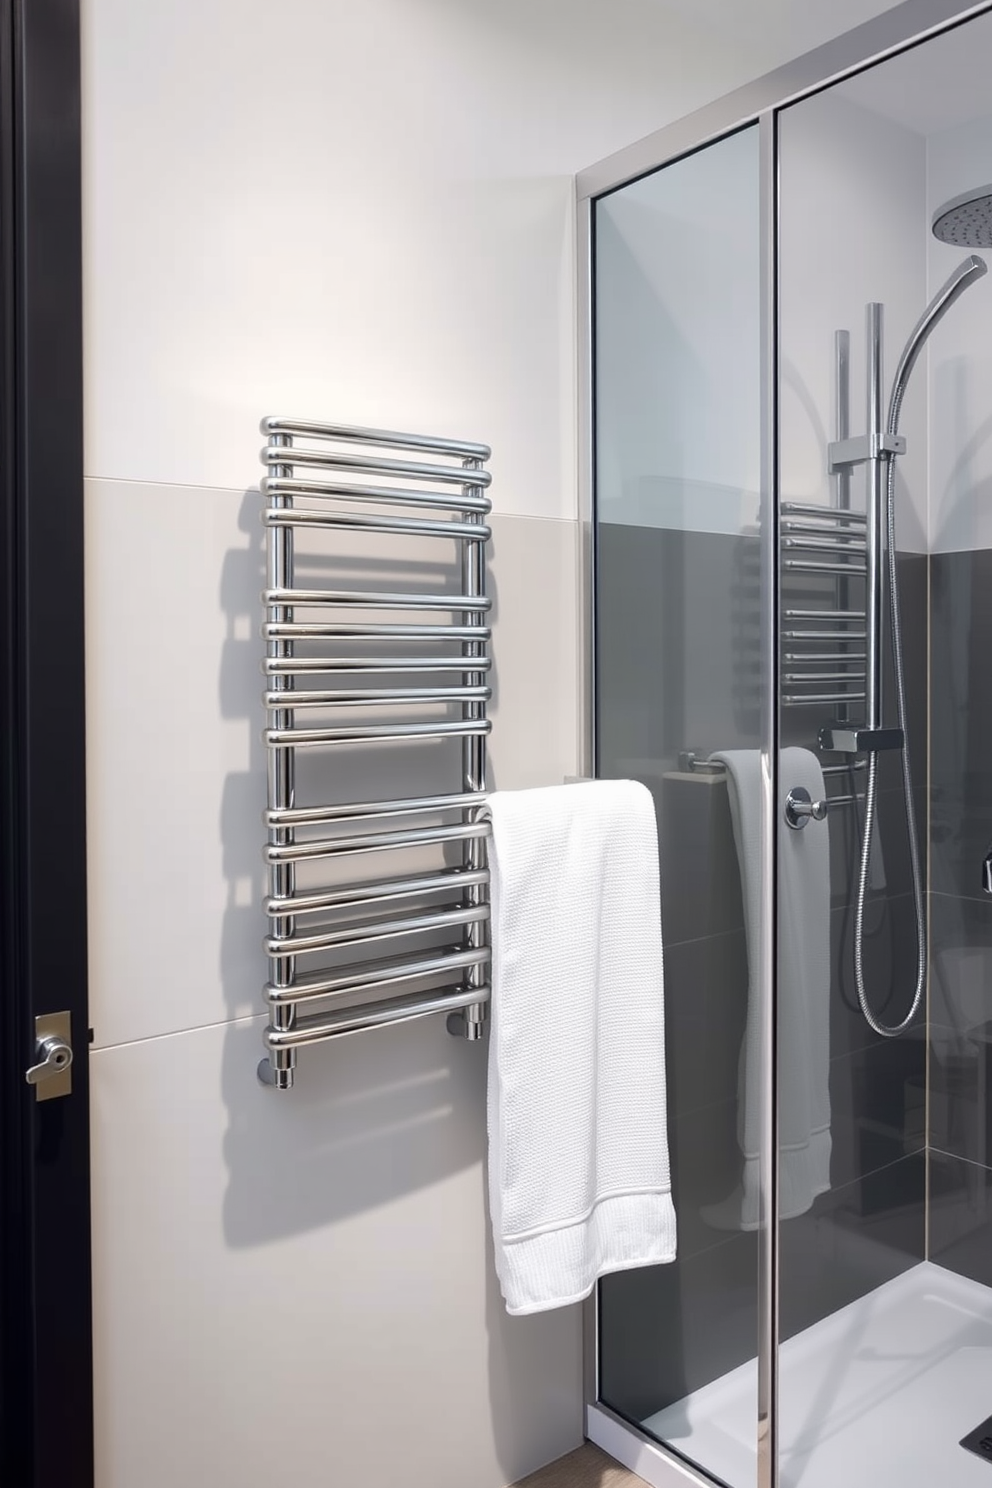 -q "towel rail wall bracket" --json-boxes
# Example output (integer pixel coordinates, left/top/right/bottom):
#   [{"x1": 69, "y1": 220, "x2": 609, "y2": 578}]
[{"x1": 257, "y1": 417, "x2": 493, "y2": 1090}]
